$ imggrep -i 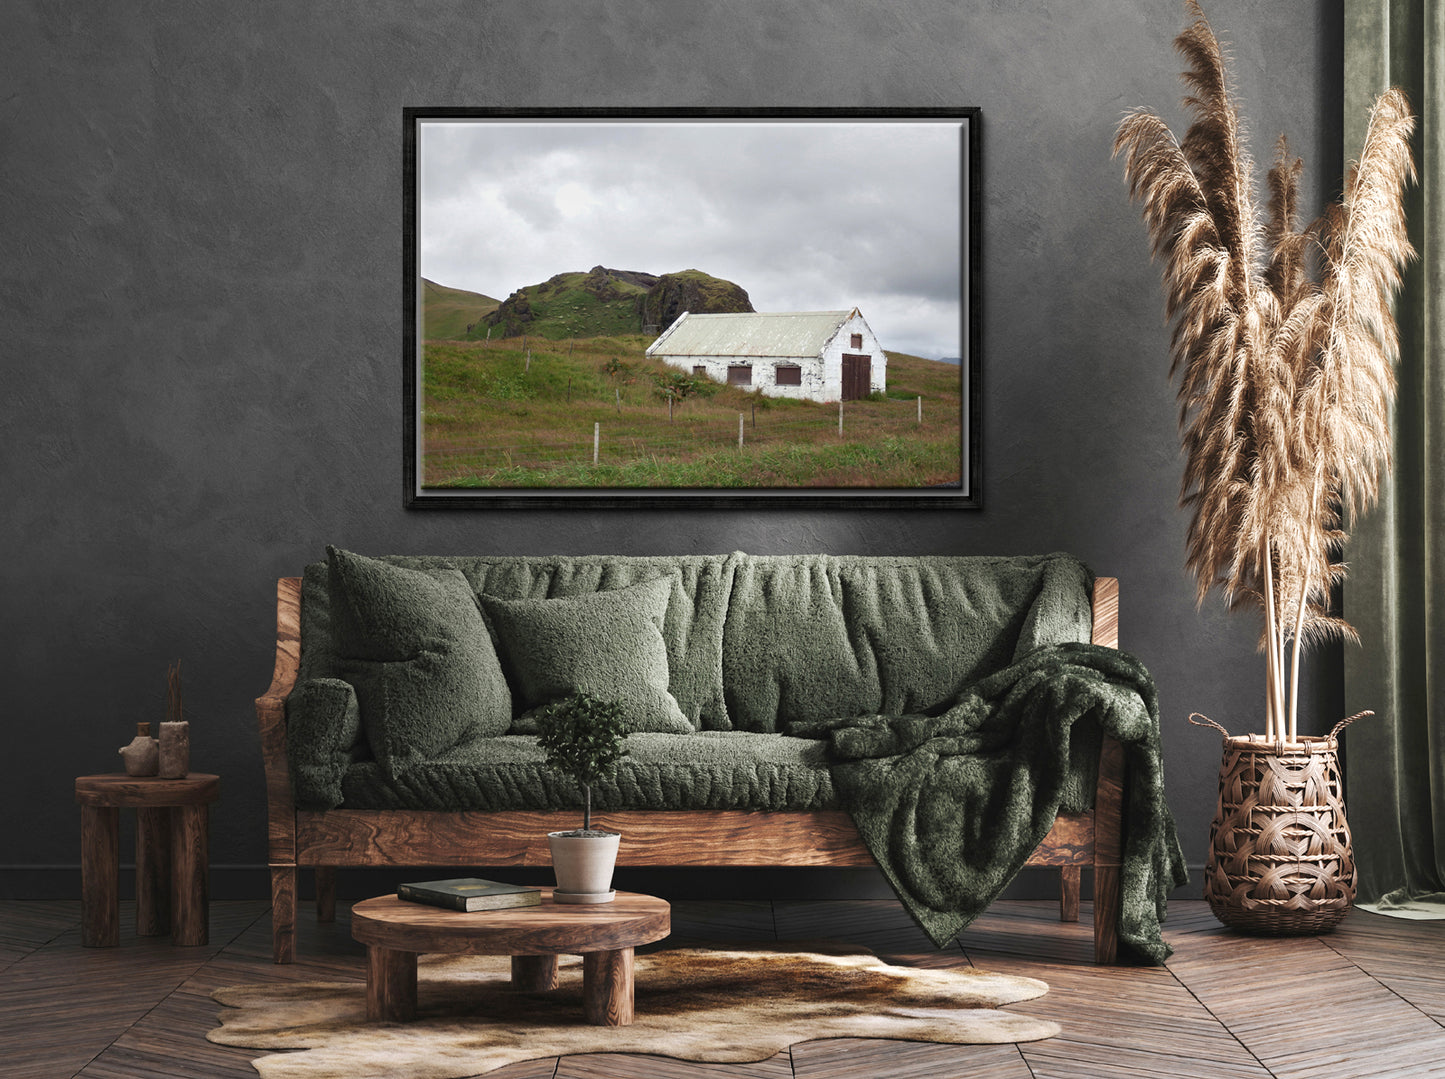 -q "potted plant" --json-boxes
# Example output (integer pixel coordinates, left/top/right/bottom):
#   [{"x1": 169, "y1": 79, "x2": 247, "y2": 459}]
[
  {"x1": 535, "y1": 691, "x2": 630, "y2": 904},
  {"x1": 1114, "y1": 1, "x2": 1415, "y2": 933}
]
